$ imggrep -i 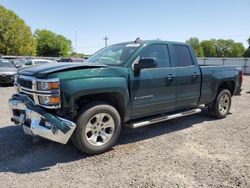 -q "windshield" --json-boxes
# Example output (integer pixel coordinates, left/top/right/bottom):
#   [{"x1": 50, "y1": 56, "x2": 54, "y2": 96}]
[
  {"x1": 13, "y1": 59, "x2": 27, "y2": 65},
  {"x1": 0, "y1": 60, "x2": 14, "y2": 68},
  {"x1": 85, "y1": 43, "x2": 141, "y2": 65}
]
